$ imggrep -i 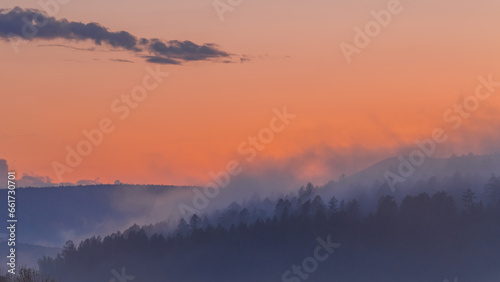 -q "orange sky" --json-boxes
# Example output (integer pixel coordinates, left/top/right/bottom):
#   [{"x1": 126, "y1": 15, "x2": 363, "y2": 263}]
[{"x1": 1, "y1": 0, "x2": 500, "y2": 186}]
